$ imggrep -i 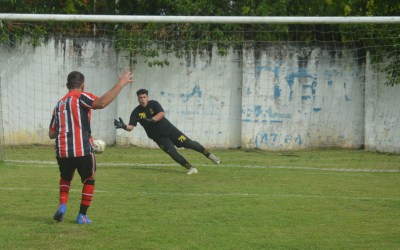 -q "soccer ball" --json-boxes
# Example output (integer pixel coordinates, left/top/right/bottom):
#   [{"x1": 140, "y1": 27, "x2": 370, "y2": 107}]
[{"x1": 93, "y1": 139, "x2": 106, "y2": 154}]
